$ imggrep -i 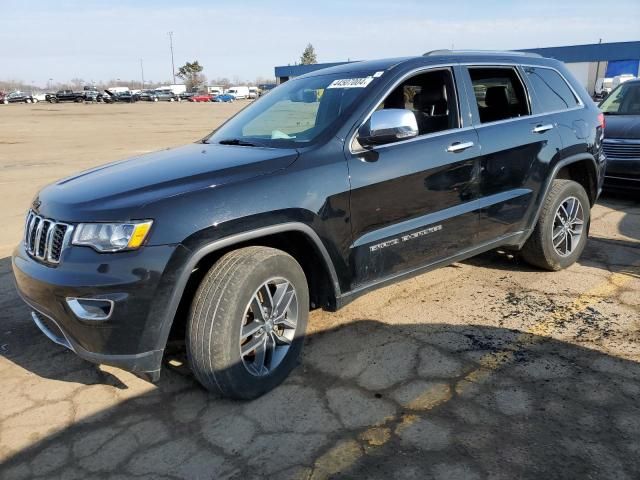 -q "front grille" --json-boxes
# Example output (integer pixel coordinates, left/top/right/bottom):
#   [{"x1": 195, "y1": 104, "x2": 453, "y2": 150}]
[
  {"x1": 603, "y1": 140, "x2": 640, "y2": 160},
  {"x1": 24, "y1": 211, "x2": 72, "y2": 264}
]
